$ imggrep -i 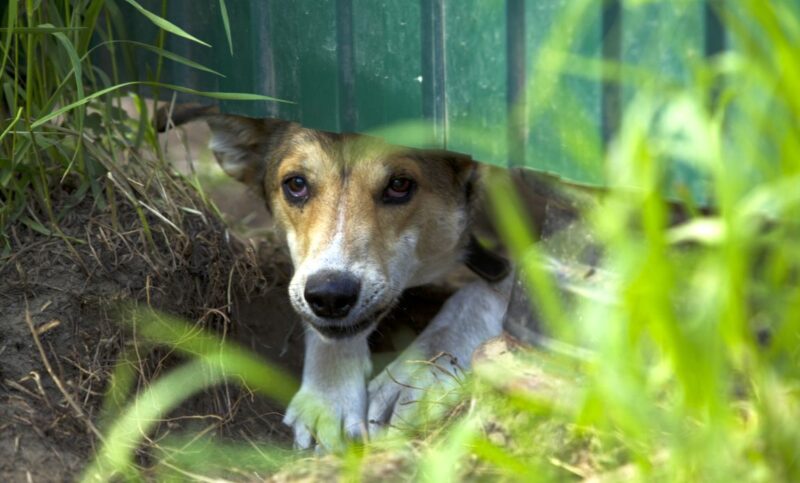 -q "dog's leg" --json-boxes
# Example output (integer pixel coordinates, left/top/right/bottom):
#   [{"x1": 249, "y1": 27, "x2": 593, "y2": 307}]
[
  {"x1": 283, "y1": 329, "x2": 372, "y2": 451},
  {"x1": 367, "y1": 276, "x2": 513, "y2": 434}
]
